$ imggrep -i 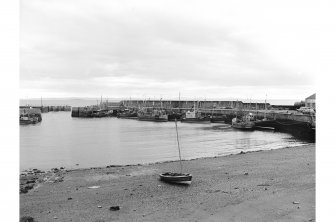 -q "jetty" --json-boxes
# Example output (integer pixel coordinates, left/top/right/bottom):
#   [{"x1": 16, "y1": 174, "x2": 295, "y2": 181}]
[{"x1": 70, "y1": 99, "x2": 315, "y2": 140}]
